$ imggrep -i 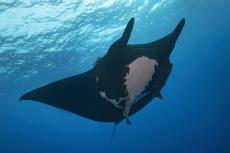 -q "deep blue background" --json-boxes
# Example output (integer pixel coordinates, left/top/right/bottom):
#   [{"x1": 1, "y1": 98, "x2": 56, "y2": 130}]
[{"x1": 0, "y1": 0, "x2": 230, "y2": 153}]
